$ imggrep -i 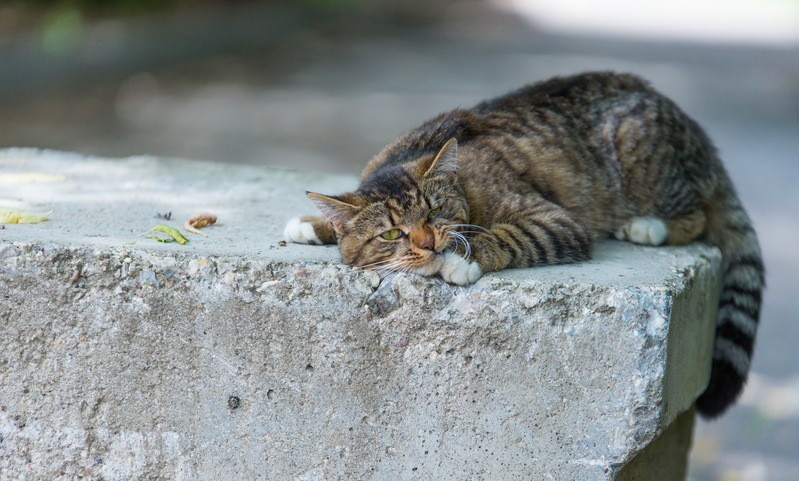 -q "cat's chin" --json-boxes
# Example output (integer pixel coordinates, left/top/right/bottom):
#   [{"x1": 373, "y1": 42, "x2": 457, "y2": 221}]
[{"x1": 410, "y1": 253, "x2": 446, "y2": 277}]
